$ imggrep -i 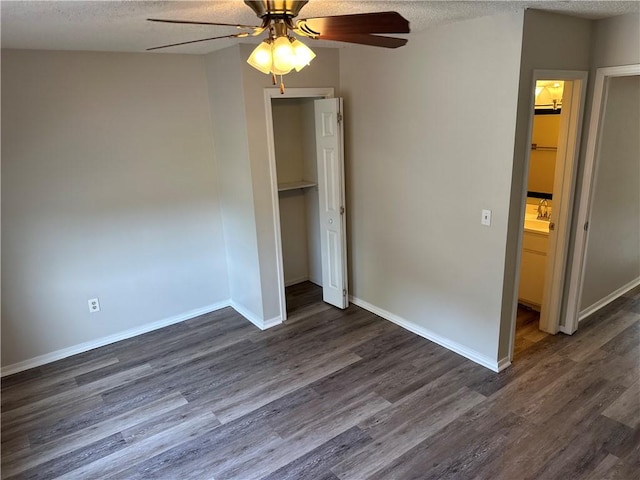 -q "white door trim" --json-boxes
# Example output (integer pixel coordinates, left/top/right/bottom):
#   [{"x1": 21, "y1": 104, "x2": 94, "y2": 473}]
[
  {"x1": 264, "y1": 87, "x2": 334, "y2": 322},
  {"x1": 563, "y1": 64, "x2": 640, "y2": 334},
  {"x1": 508, "y1": 70, "x2": 588, "y2": 361},
  {"x1": 538, "y1": 71, "x2": 589, "y2": 333}
]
